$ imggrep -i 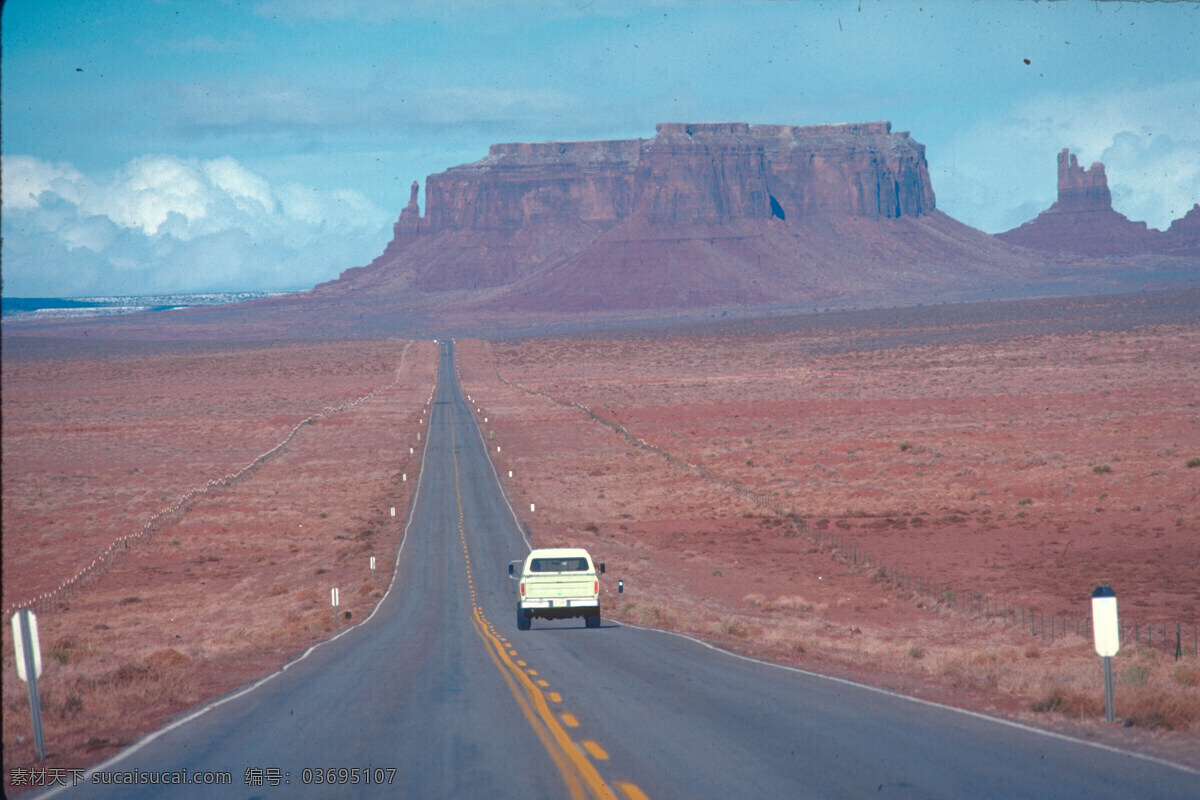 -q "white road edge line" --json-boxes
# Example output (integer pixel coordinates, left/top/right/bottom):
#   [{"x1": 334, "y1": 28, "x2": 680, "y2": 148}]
[
  {"x1": 34, "y1": 344, "x2": 437, "y2": 799},
  {"x1": 459, "y1": 339, "x2": 533, "y2": 556}
]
